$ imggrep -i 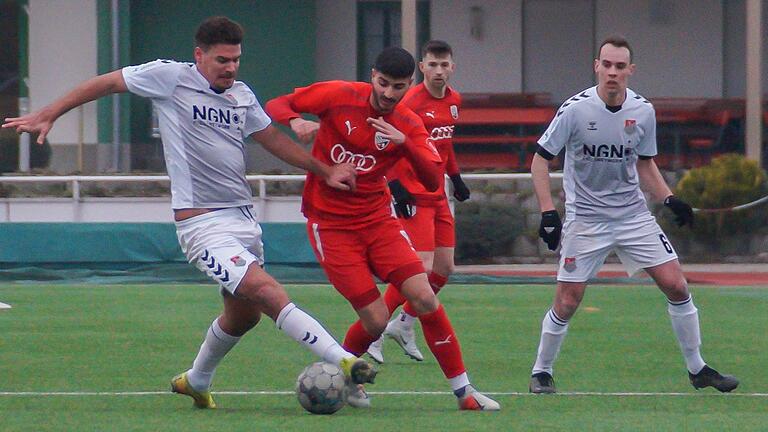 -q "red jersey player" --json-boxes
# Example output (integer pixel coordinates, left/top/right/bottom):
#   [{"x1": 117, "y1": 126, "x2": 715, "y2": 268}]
[
  {"x1": 367, "y1": 40, "x2": 470, "y2": 365},
  {"x1": 266, "y1": 47, "x2": 499, "y2": 411}
]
